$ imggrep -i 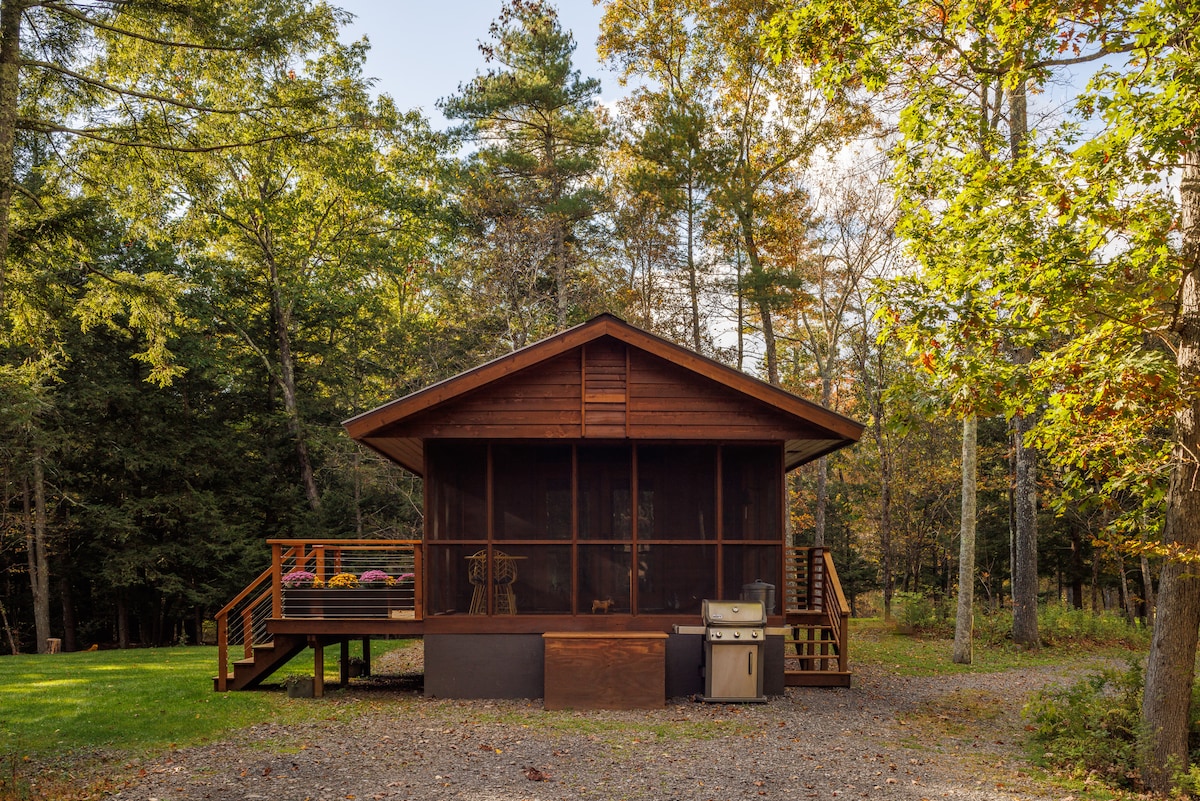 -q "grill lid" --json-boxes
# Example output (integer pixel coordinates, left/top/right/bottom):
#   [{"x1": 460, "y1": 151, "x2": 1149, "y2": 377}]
[{"x1": 702, "y1": 599, "x2": 766, "y2": 626}]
